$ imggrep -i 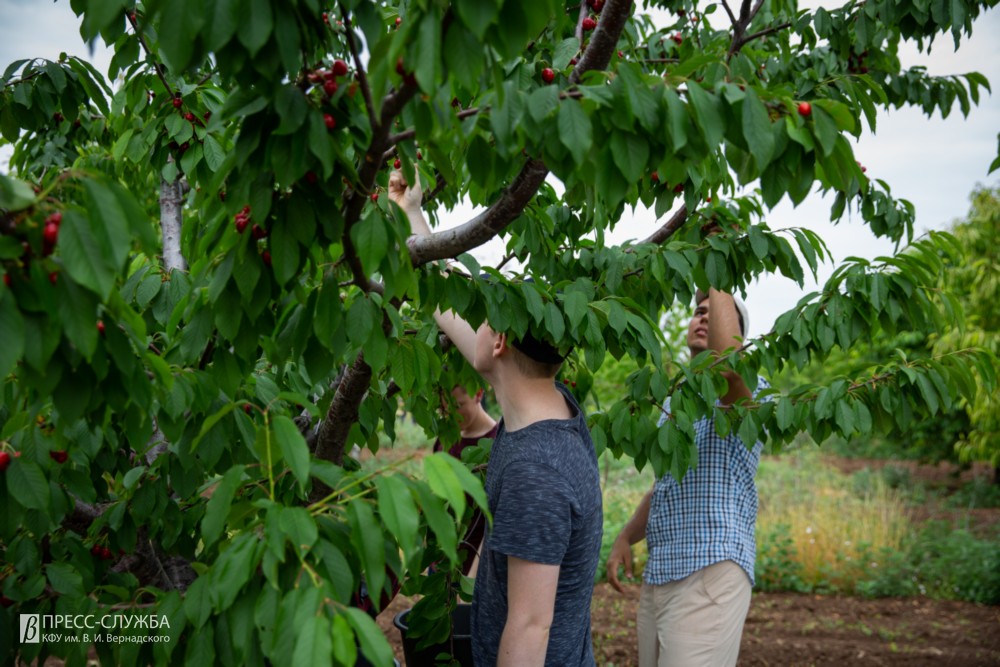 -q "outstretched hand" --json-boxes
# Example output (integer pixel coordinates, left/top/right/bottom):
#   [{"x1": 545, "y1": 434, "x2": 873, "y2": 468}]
[
  {"x1": 387, "y1": 168, "x2": 422, "y2": 214},
  {"x1": 606, "y1": 533, "x2": 635, "y2": 594}
]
